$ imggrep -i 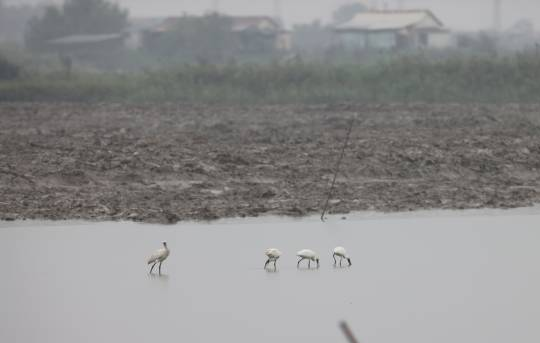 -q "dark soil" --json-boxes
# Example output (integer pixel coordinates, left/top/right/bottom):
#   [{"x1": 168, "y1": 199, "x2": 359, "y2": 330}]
[{"x1": 2, "y1": 103, "x2": 540, "y2": 223}]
